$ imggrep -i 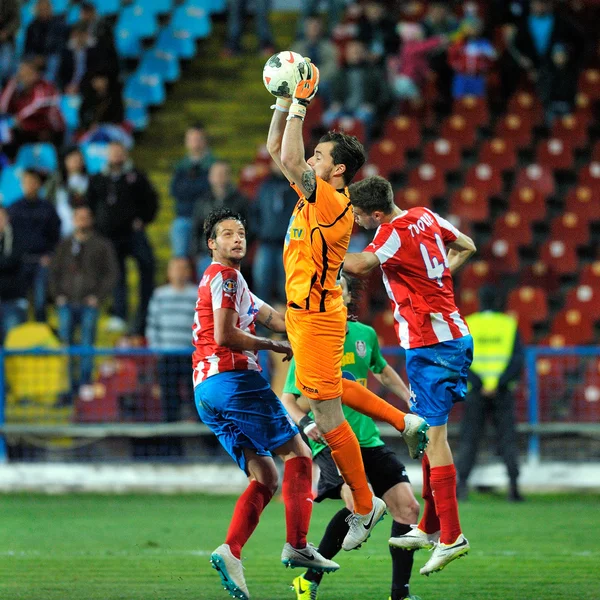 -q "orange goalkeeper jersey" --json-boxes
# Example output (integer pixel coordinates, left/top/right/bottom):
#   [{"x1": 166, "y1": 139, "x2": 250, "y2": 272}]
[{"x1": 284, "y1": 176, "x2": 353, "y2": 312}]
